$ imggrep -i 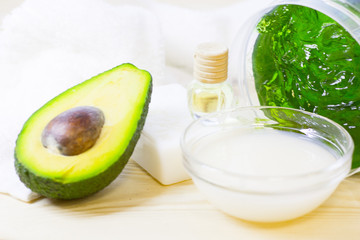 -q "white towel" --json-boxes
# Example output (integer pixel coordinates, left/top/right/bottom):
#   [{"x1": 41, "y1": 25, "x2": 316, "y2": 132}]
[{"x1": 0, "y1": 0, "x2": 267, "y2": 202}]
